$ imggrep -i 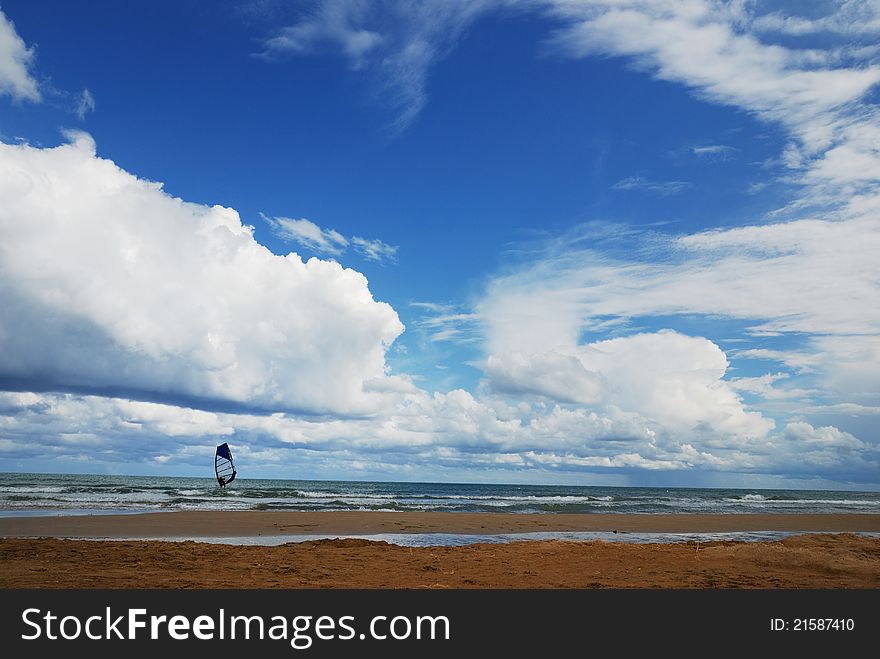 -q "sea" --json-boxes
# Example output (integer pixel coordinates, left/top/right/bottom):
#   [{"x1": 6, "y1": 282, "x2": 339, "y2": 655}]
[{"x1": 2, "y1": 472, "x2": 878, "y2": 546}]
